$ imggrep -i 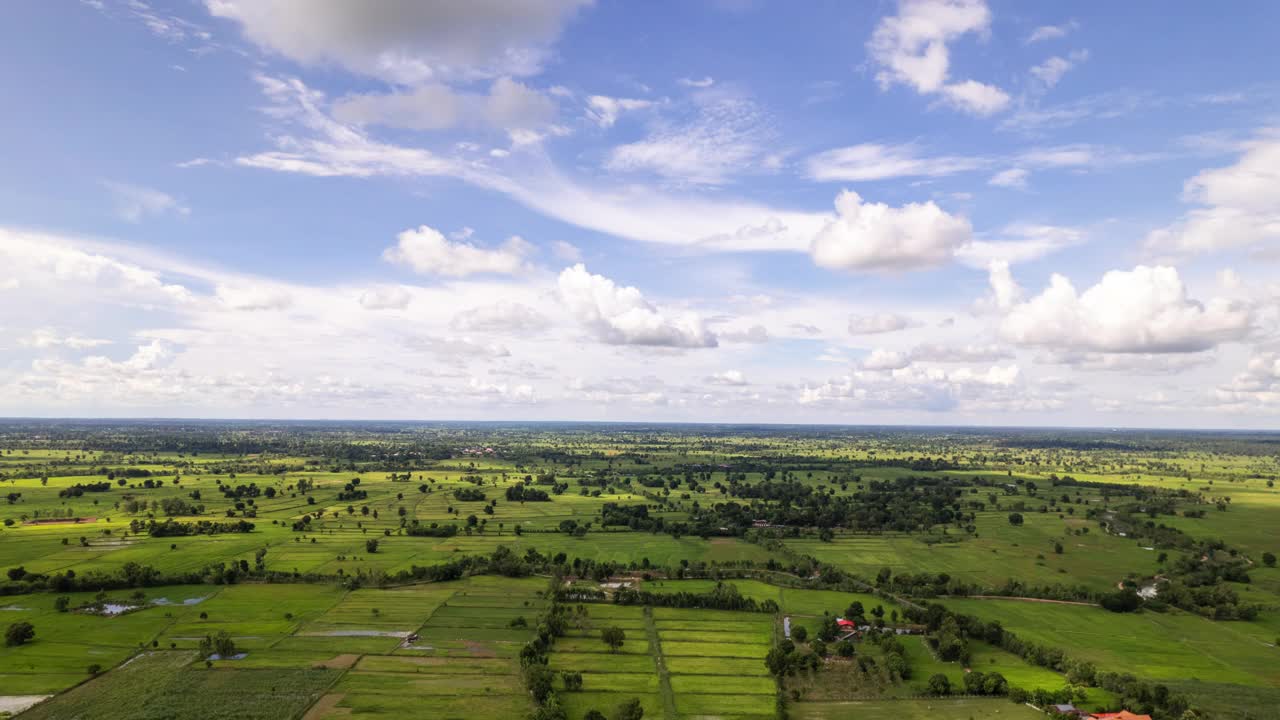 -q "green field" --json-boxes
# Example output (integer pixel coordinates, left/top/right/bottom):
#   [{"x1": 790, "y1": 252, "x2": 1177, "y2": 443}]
[{"x1": 2, "y1": 423, "x2": 1278, "y2": 719}]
